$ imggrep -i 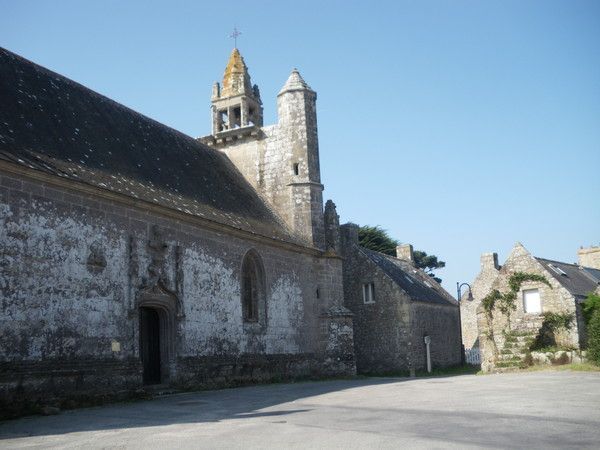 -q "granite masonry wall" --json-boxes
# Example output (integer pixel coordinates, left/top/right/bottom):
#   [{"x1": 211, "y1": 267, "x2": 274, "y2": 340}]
[
  {"x1": 475, "y1": 244, "x2": 582, "y2": 372},
  {"x1": 578, "y1": 246, "x2": 600, "y2": 270},
  {"x1": 0, "y1": 167, "x2": 354, "y2": 418},
  {"x1": 460, "y1": 253, "x2": 500, "y2": 350},
  {"x1": 341, "y1": 244, "x2": 412, "y2": 374},
  {"x1": 410, "y1": 303, "x2": 462, "y2": 371},
  {"x1": 340, "y1": 226, "x2": 461, "y2": 374}
]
